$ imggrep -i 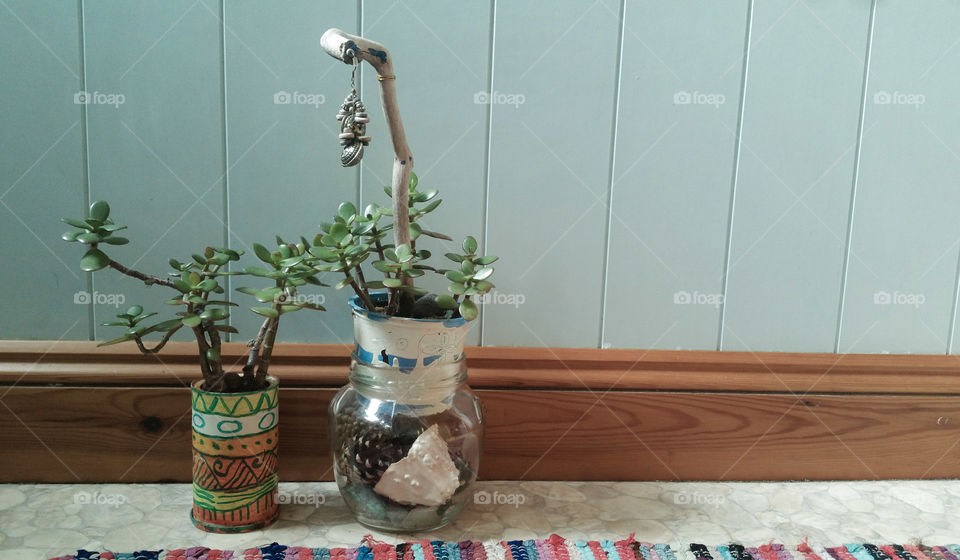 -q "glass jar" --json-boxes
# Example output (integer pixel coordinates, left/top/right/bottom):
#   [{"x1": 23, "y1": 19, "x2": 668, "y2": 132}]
[{"x1": 328, "y1": 295, "x2": 485, "y2": 532}]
